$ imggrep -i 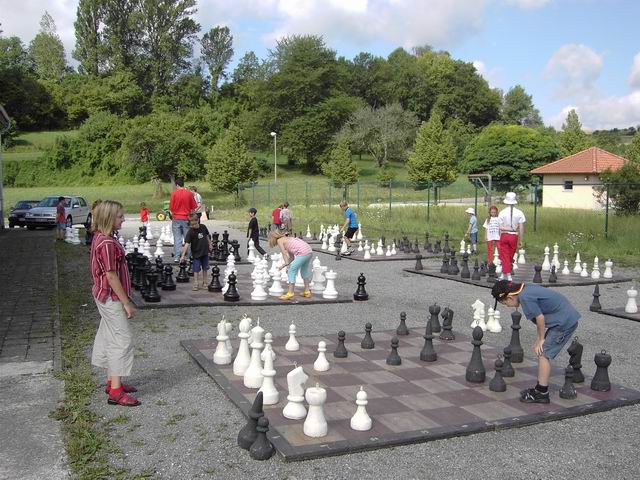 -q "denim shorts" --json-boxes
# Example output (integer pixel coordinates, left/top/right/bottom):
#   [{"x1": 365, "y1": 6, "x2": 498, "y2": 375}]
[
  {"x1": 543, "y1": 323, "x2": 578, "y2": 359},
  {"x1": 192, "y1": 256, "x2": 209, "y2": 273},
  {"x1": 470, "y1": 232, "x2": 478, "y2": 245},
  {"x1": 57, "y1": 221, "x2": 67, "y2": 230}
]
